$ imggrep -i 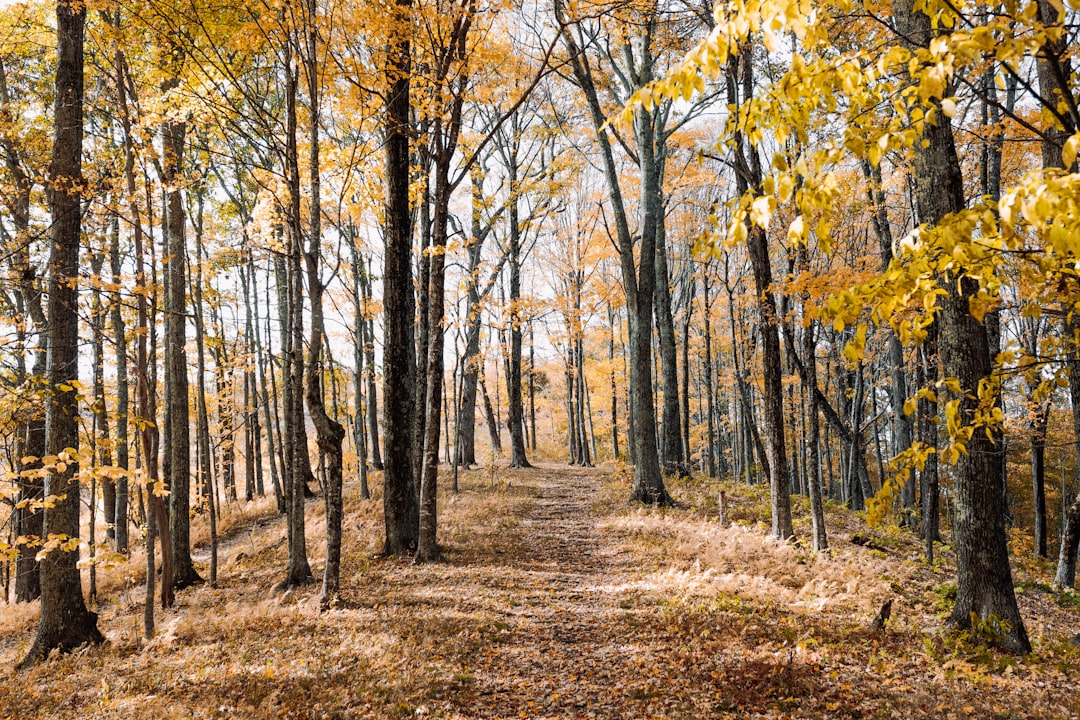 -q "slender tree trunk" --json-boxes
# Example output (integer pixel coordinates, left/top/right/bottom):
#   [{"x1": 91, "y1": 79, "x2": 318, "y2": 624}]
[
  {"x1": 480, "y1": 373, "x2": 501, "y2": 454},
  {"x1": 680, "y1": 281, "x2": 694, "y2": 469},
  {"x1": 300, "y1": 18, "x2": 347, "y2": 601},
  {"x1": 702, "y1": 270, "x2": 716, "y2": 478},
  {"x1": 557, "y1": 3, "x2": 669, "y2": 504},
  {"x1": 350, "y1": 236, "x2": 371, "y2": 500},
  {"x1": 257, "y1": 261, "x2": 285, "y2": 514},
  {"x1": 363, "y1": 273, "x2": 383, "y2": 471},
  {"x1": 655, "y1": 212, "x2": 684, "y2": 476},
  {"x1": 609, "y1": 303, "x2": 621, "y2": 461},
  {"x1": 506, "y1": 143, "x2": 530, "y2": 468},
  {"x1": 1057, "y1": 315, "x2": 1080, "y2": 587},
  {"x1": 109, "y1": 207, "x2": 130, "y2": 554},
  {"x1": 1031, "y1": 402, "x2": 1050, "y2": 557},
  {"x1": 728, "y1": 52, "x2": 793, "y2": 538},
  {"x1": 278, "y1": 42, "x2": 314, "y2": 589},
  {"x1": 863, "y1": 161, "x2": 915, "y2": 518}
]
